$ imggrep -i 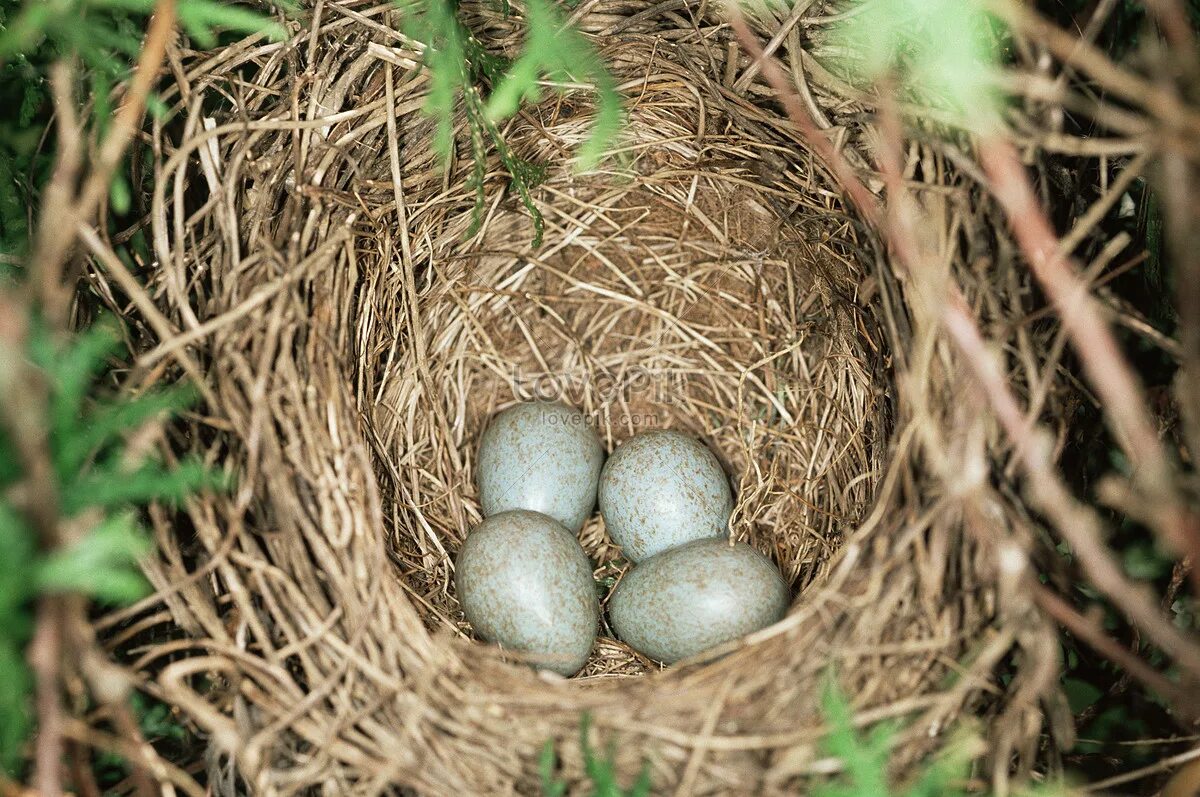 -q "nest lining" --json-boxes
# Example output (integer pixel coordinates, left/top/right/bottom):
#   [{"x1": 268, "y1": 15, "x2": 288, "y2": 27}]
[{"x1": 362, "y1": 55, "x2": 885, "y2": 678}]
